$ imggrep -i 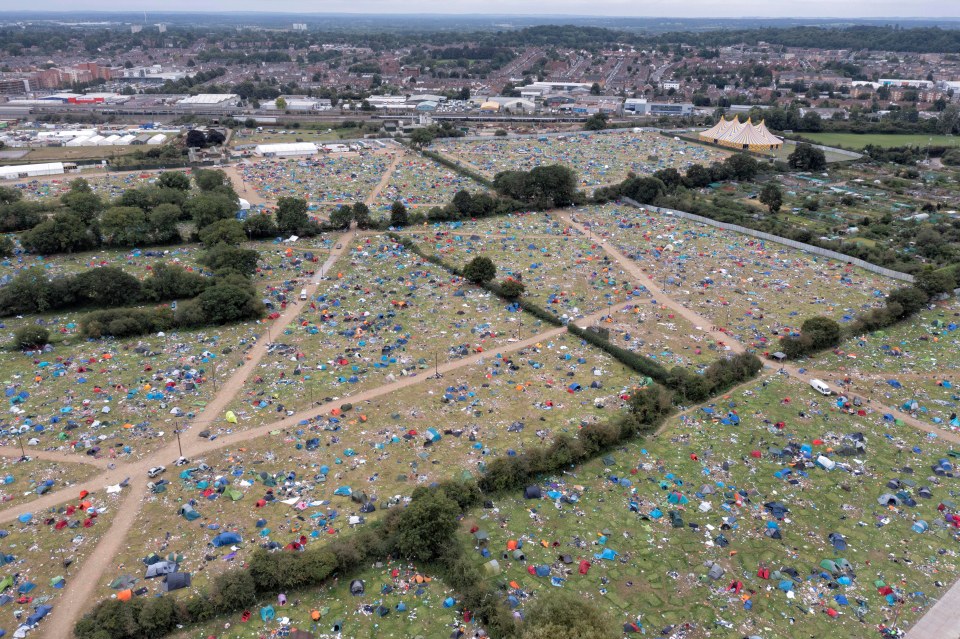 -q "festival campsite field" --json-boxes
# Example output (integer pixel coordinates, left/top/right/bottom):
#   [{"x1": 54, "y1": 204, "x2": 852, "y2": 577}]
[{"x1": 1, "y1": 131, "x2": 959, "y2": 639}]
